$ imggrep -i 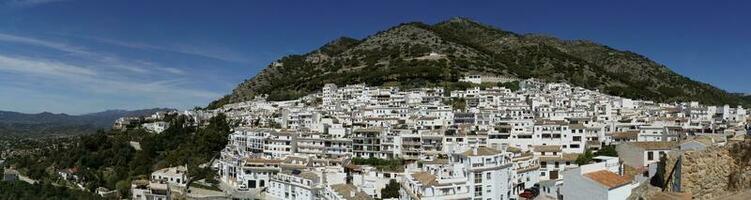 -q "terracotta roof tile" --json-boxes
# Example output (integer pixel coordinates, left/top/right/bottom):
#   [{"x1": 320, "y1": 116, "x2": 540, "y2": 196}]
[
  {"x1": 629, "y1": 141, "x2": 678, "y2": 150},
  {"x1": 533, "y1": 145, "x2": 562, "y2": 152},
  {"x1": 461, "y1": 147, "x2": 502, "y2": 156},
  {"x1": 611, "y1": 131, "x2": 639, "y2": 139},
  {"x1": 411, "y1": 171, "x2": 438, "y2": 186},
  {"x1": 331, "y1": 184, "x2": 374, "y2": 200},
  {"x1": 584, "y1": 170, "x2": 632, "y2": 189}
]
